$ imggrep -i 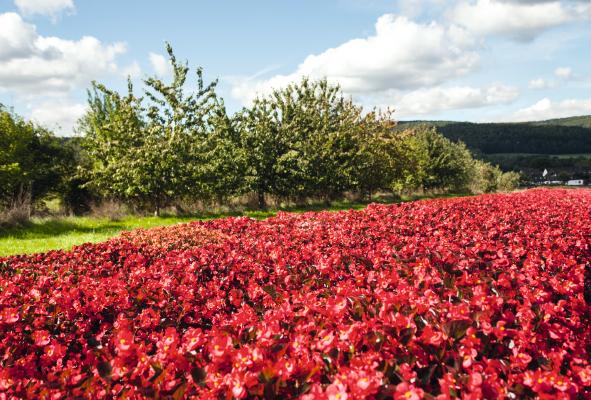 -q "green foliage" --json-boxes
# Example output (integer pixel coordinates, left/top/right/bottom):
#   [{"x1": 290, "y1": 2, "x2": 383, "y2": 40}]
[
  {"x1": 557, "y1": 171, "x2": 570, "y2": 184},
  {"x1": 395, "y1": 120, "x2": 591, "y2": 155},
  {"x1": 79, "y1": 43, "x2": 224, "y2": 215},
  {"x1": 529, "y1": 156, "x2": 562, "y2": 169},
  {"x1": 233, "y1": 77, "x2": 416, "y2": 207},
  {"x1": 352, "y1": 110, "x2": 415, "y2": 199},
  {"x1": 0, "y1": 104, "x2": 78, "y2": 208},
  {"x1": 474, "y1": 153, "x2": 591, "y2": 173},
  {"x1": 237, "y1": 78, "x2": 366, "y2": 206},
  {"x1": 407, "y1": 126, "x2": 473, "y2": 190},
  {"x1": 536, "y1": 114, "x2": 591, "y2": 129},
  {"x1": 0, "y1": 104, "x2": 34, "y2": 200}
]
